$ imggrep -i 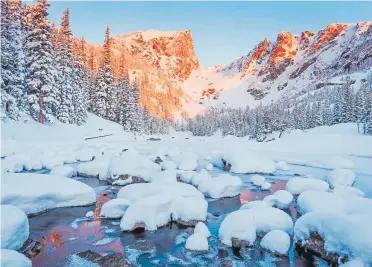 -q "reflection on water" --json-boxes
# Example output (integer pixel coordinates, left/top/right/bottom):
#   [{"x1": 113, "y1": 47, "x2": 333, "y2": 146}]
[{"x1": 28, "y1": 174, "x2": 309, "y2": 266}]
